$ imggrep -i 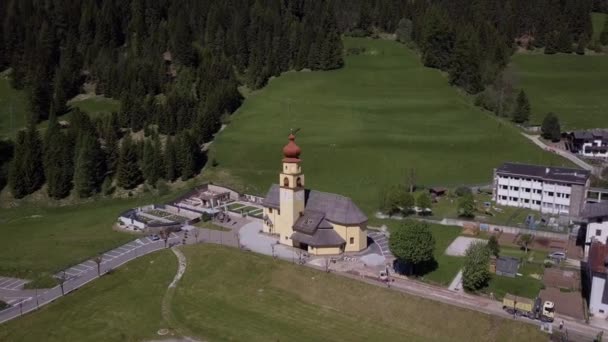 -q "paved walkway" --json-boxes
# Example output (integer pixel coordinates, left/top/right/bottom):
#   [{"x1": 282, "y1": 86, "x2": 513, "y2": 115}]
[
  {"x1": 522, "y1": 133, "x2": 599, "y2": 176},
  {"x1": 238, "y1": 220, "x2": 300, "y2": 260},
  {"x1": 447, "y1": 270, "x2": 463, "y2": 292},
  {"x1": 0, "y1": 233, "x2": 182, "y2": 324},
  {"x1": 367, "y1": 231, "x2": 393, "y2": 259}
]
